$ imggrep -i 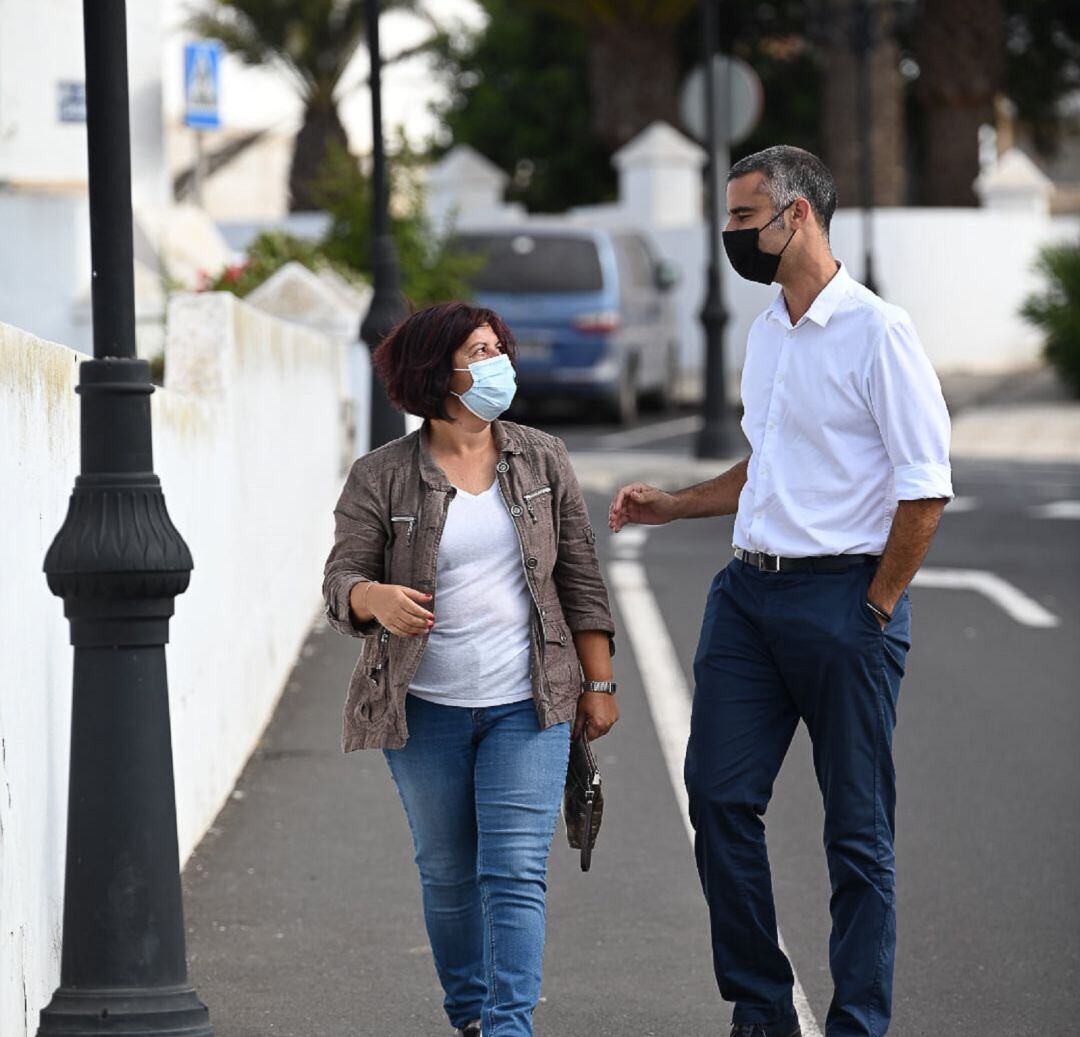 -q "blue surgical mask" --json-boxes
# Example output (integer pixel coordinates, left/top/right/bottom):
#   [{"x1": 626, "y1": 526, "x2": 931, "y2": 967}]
[{"x1": 452, "y1": 353, "x2": 517, "y2": 422}]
